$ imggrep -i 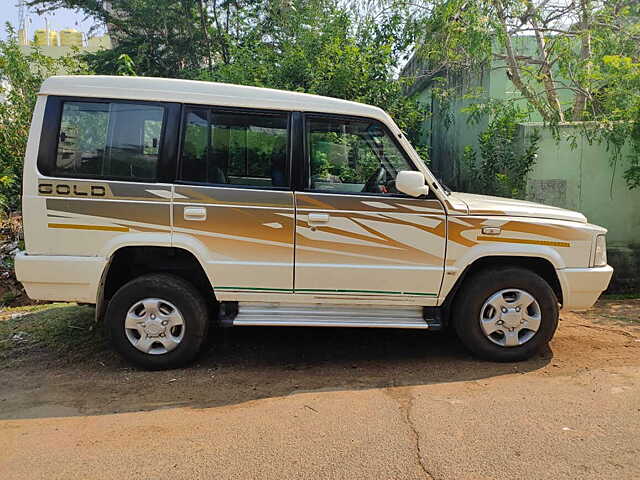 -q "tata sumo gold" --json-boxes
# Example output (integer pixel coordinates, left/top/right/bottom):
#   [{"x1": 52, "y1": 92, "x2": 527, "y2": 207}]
[{"x1": 16, "y1": 76, "x2": 613, "y2": 369}]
